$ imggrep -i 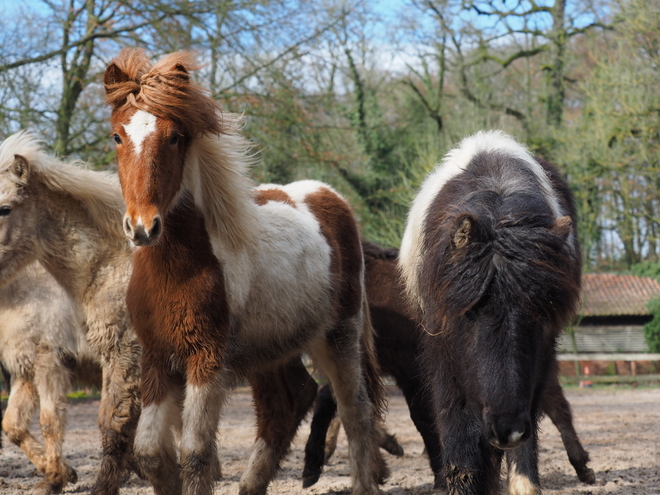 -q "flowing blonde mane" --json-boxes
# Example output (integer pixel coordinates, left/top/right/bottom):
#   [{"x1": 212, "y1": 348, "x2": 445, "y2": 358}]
[
  {"x1": 185, "y1": 115, "x2": 259, "y2": 251},
  {"x1": 0, "y1": 131, "x2": 125, "y2": 241},
  {"x1": 105, "y1": 49, "x2": 259, "y2": 251}
]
